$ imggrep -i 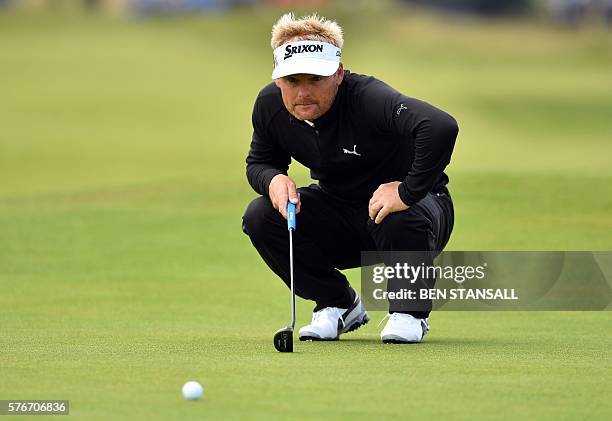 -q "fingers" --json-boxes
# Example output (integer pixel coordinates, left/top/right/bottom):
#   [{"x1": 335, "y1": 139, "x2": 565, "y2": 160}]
[
  {"x1": 280, "y1": 192, "x2": 301, "y2": 219},
  {"x1": 368, "y1": 186, "x2": 383, "y2": 218},
  {"x1": 278, "y1": 196, "x2": 288, "y2": 219},
  {"x1": 296, "y1": 192, "x2": 302, "y2": 214},
  {"x1": 269, "y1": 176, "x2": 299, "y2": 220},
  {"x1": 273, "y1": 188, "x2": 288, "y2": 219},
  {"x1": 269, "y1": 175, "x2": 284, "y2": 214},
  {"x1": 374, "y1": 206, "x2": 391, "y2": 224},
  {"x1": 278, "y1": 200, "x2": 287, "y2": 219},
  {"x1": 287, "y1": 183, "x2": 299, "y2": 205},
  {"x1": 369, "y1": 199, "x2": 382, "y2": 220},
  {"x1": 278, "y1": 182, "x2": 299, "y2": 220},
  {"x1": 281, "y1": 181, "x2": 299, "y2": 219}
]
